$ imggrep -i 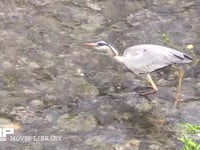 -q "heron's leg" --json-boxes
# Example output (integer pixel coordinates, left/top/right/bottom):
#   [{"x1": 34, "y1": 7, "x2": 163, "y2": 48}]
[
  {"x1": 140, "y1": 74, "x2": 158, "y2": 96},
  {"x1": 175, "y1": 67, "x2": 184, "y2": 107}
]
